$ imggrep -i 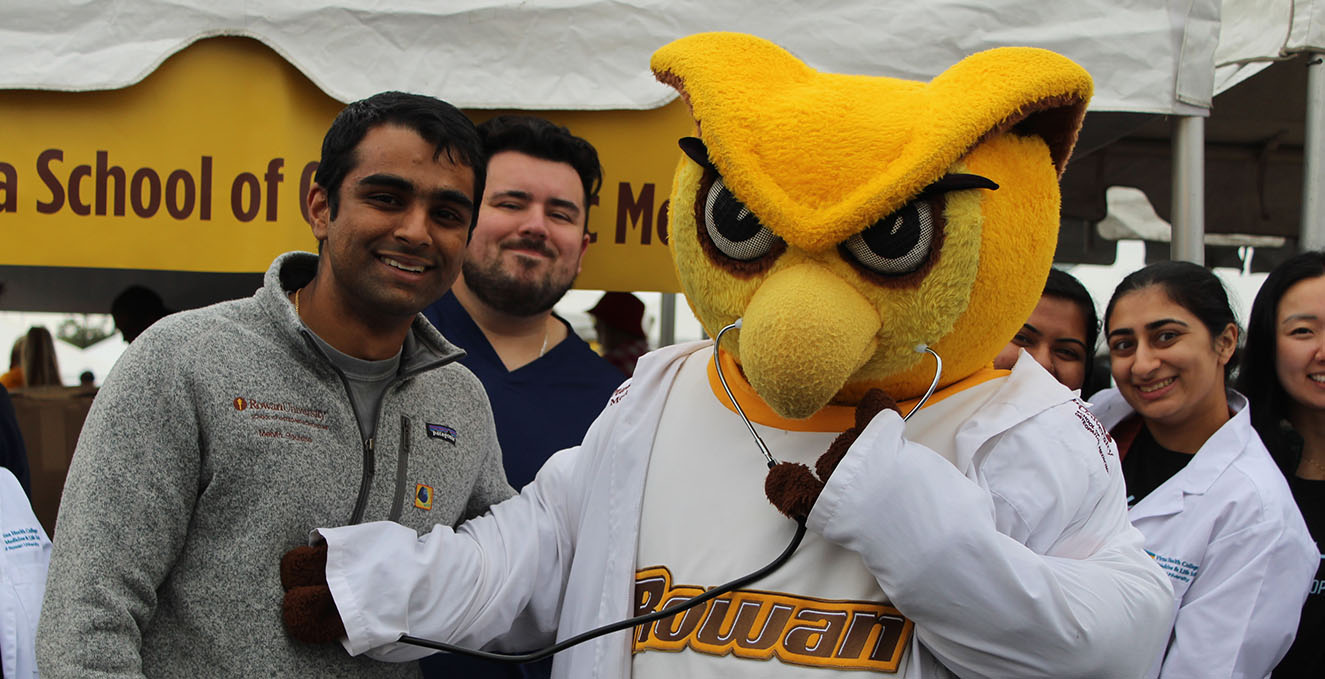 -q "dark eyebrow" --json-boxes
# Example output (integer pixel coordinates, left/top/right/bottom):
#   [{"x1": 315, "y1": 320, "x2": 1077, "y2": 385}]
[
  {"x1": 1020, "y1": 323, "x2": 1043, "y2": 337},
  {"x1": 359, "y1": 173, "x2": 474, "y2": 211},
  {"x1": 1281, "y1": 313, "x2": 1320, "y2": 326},
  {"x1": 548, "y1": 197, "x2": 583, "y2": 217},
  {"x1": 358, "y1": 173, "x2": 414, "y2": 192},
  {"x1": 432, "y1": 188, "x2": 475, "y2": 211},
  {"x1": 1145, "y1": 318, "x2": 1188, "y2": 331},
  {"x1": 1106, "y1": 318, "x2": 1188, "y2": 340},
  {"x1": 490, "y1": 189, "x2": 532, "y2": 203}
]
